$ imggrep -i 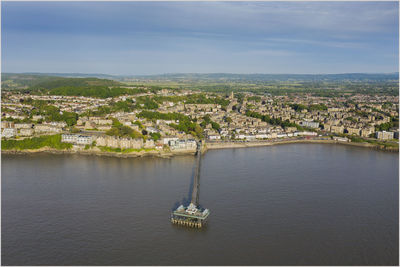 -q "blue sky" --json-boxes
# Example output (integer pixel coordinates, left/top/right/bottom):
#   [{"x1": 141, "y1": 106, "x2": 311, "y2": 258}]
[{"x1": 2, "y1": 1, "x2": 398, "y2": 75}]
